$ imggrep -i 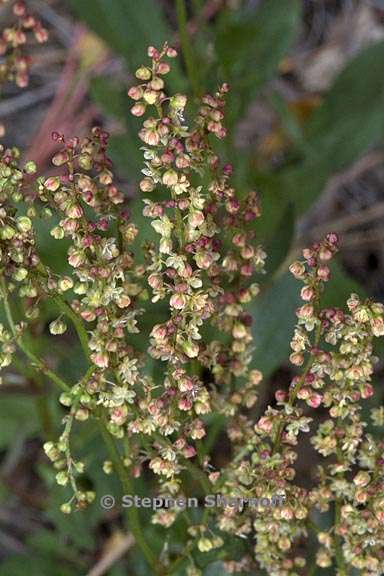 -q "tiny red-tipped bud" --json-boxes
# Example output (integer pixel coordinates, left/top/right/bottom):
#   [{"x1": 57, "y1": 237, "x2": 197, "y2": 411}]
[
  {"x1": 326, "y1": 232, "x2": 338, "y2": 245},
  {"x1": 147, "y1": 46, "x2": 159, "y2": 59},
  {"x1": 13, "y1": 2, "x2": 26, "y2": 16},
  {"x1": 34, "y1": 26, "x2": 48, "y2": 43},
  {"x1": 128, "y1": 86, "x2": 143, "y2": 100},
  {"x1": 52, "y1": 151, "x2": 69, "y2": 166},
  {"x1": 162, "y1": 169, "x2": 178, "y2": 187},
  {"x1": 166, "y1": 46, "x2": 177, "y2": 58},
  {"x1": 300, "y1": 286, "x2": 315, "y2": 301},
  {"x1": 157, "y1": 62, "x2": 170, "y2": 75}
]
